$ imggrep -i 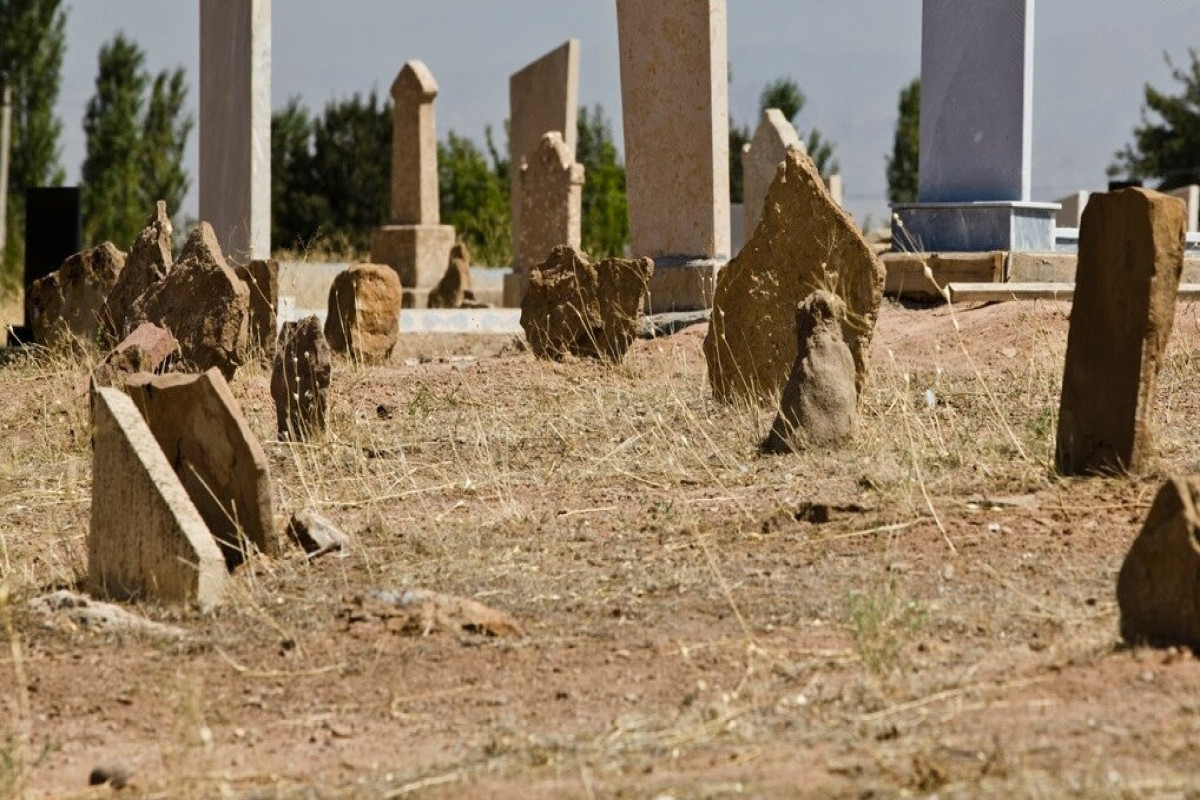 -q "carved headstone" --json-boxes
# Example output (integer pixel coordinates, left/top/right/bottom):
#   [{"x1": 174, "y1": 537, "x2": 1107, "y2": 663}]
[{"x1": 513, "y1": 133, "x2": 584, "y2": 300}]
